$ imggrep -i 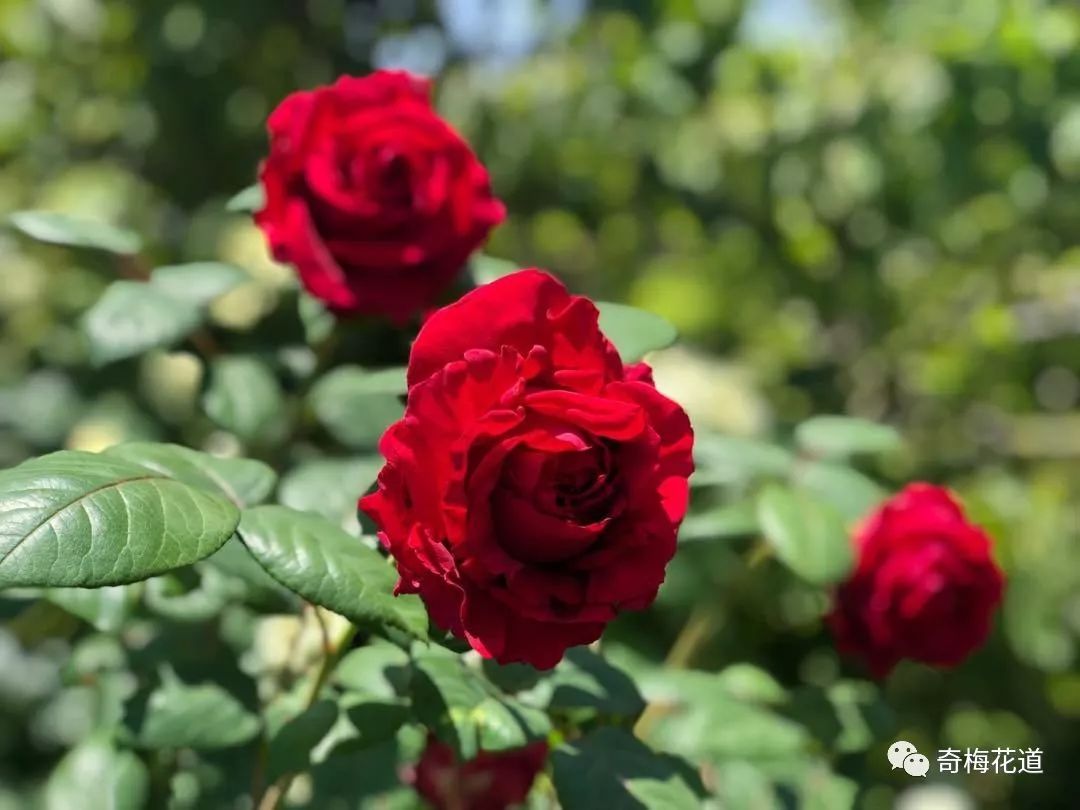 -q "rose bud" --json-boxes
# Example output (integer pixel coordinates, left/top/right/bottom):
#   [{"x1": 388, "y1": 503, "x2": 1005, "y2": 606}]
[
  {"x1": 827, "y1": 483, "x2": 1005, "y2": 678},
  {"x1": 408, "y1": 735, "x2": 548, "y2": 810},
  {"x1": 255, "y1": 70, "x2": 504, "y2": 322},
  {"x1": 360, "y1": 270, "x2": 694, "y2": 669}
]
